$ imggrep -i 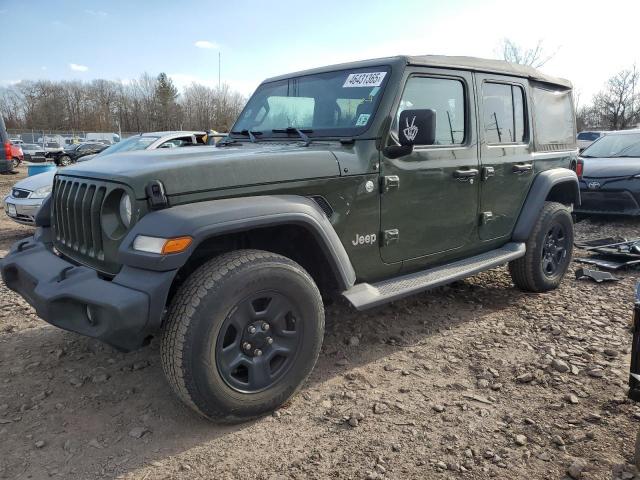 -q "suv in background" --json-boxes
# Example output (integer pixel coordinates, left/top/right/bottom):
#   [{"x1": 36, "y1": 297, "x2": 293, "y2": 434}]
[
  {"x1": 0, "y1": 117, "x2": 14, "y2": 173},
  {"x1": 577, "y1": 130, "x2": 607, "y2": 151},
  {"x1": 1, "y1": 55, "x2": 580, "y2": 422}
]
